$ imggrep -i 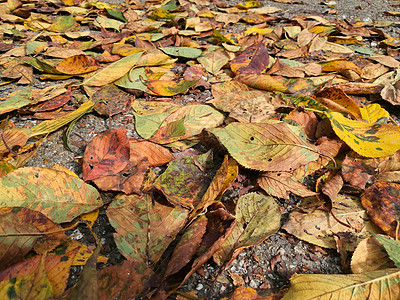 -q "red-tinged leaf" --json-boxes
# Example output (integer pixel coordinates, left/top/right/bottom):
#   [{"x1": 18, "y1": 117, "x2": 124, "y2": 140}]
[
  {"x1": 98, "y1": 260, "x2": 153, "y2": 300},
  {"x1": 0, "y1": 211, "x2": 40, "y2": 269},
  {"x1": 33, "y1": 88, "x2": 72, "y2": 112},
  {"x1": 154, "y1": 207, "x2": 236, "y2": 297},
  {"x1": 92, "y1": 158, "x2": 148, "y2": 194},
  {"x1": 92, "y1": 84, "x2": 132, "y2": 117},
  {"x1": 55, "y1": 54, "x2": 100, "y2": 75},
  {"x1": 361, "y1": 182, "x2": 400, "y2": 238},
  {"x1": 153, "y1": 151, "x2": 214, "y2": 209},
  {"x1": 342, "y1": 154, "x2": 378, "y2": 190},
  {"x1": 0, "y1": 128, "x2": 30, "y2": 156},
  {"x1": 230, "y1": 41, "x2": 269, "y2": 75},
  {"x1": 82, "y1": 127, "x2": 130, "y2": 181},
  {"x1": 0, "y1": 207, "x2": 66, "y2": 256},
  {"x1": 130, "y1": 140, "x2": 174, "y2": 167},
  {"x1": 0, "y1": 255, "x2": 53, "y2": 299},
  {"x1": 163, "y1": 215, "x2": 207, "y2": 278}
]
